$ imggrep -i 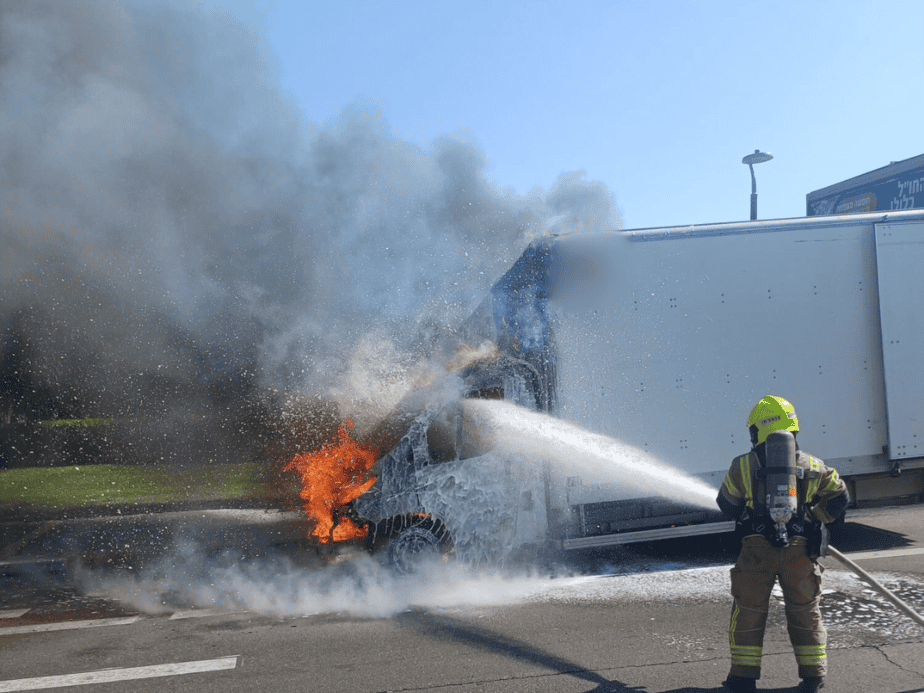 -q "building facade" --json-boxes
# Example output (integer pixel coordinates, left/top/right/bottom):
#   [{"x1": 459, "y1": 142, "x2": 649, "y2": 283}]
[{"x1": 807, "y1": 154, "x2": 924, "y2": 216}]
